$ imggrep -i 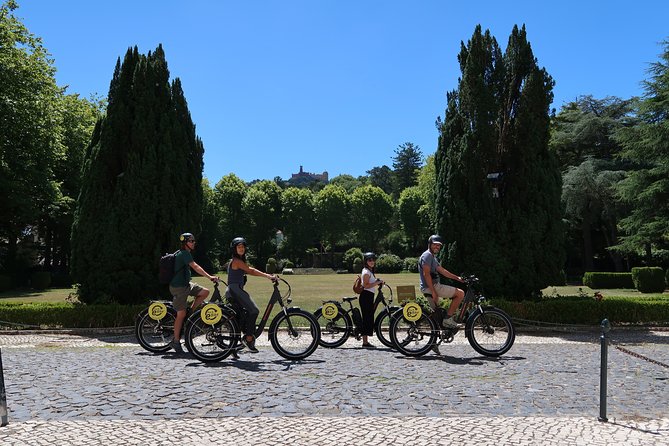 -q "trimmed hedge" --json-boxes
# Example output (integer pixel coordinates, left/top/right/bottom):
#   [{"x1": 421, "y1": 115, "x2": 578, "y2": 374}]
[
  {"x1": 0, "y1": 302, "x2": 145, "y2": 328},
  {"x1": 631, "y1": 267, "x2": 666, "y2": 293},
  {"x1": 493, "y1": 295, "x2": 669, "y2": 325},
  {"x1": 582, "y1": 272, "x2": 634, "y2": 289},
  {"x1": 375, "y1": 254, "x2": 403, "y2": 273}
]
